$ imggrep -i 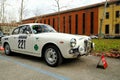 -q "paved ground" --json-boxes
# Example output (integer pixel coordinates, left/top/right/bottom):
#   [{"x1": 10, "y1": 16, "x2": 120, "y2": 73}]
[{"x1": 0, "y1": 52, "x2": 120, "y2": 80}]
